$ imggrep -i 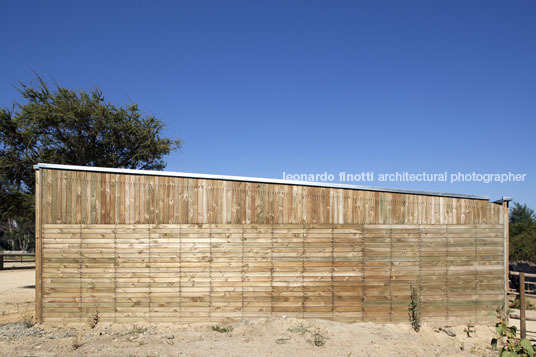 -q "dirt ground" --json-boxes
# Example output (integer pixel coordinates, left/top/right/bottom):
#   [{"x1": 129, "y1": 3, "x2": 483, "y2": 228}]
[
  {"x1": 0, "y1": 268, "x2": 522, "y2": 356},
  {"x1": 0, "y1": 267, "x2": 35, "y2": 324}
]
